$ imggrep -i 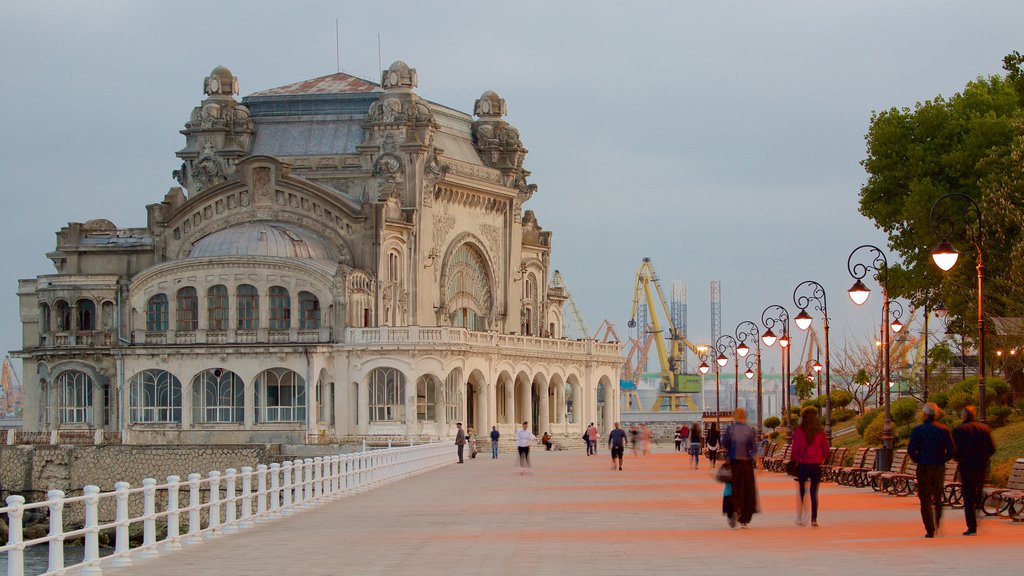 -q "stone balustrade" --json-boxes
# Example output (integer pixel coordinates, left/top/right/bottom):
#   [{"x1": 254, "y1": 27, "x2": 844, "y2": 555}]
[{"x1": 346, "y1": 327, "x2": 621, "y2": 358}]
